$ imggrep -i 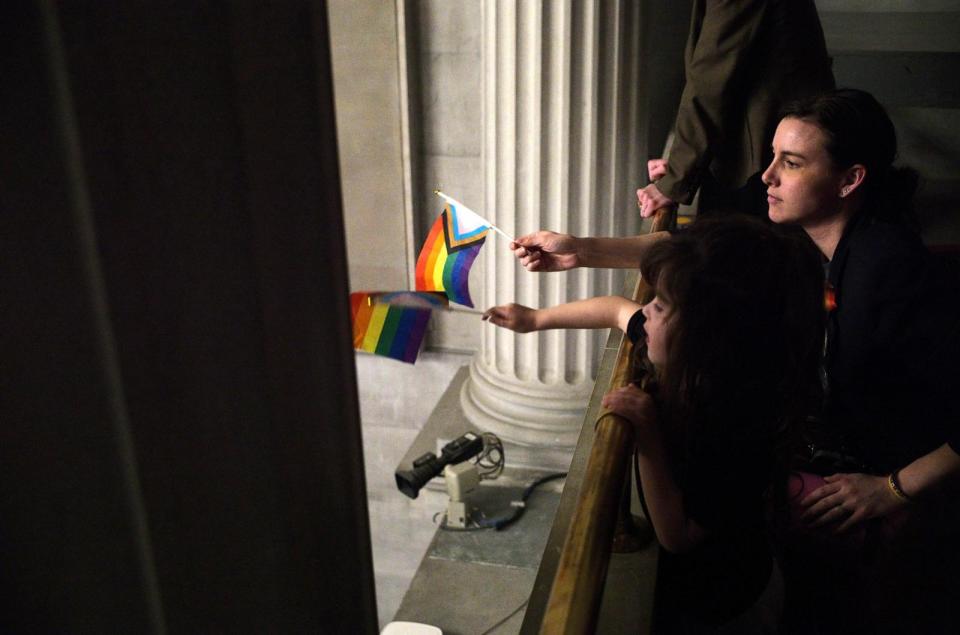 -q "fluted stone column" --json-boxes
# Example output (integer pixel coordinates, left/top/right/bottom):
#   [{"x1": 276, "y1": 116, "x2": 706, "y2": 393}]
[{"x1": 460, "y1": 0, "x2": 645, "y2": 468}]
